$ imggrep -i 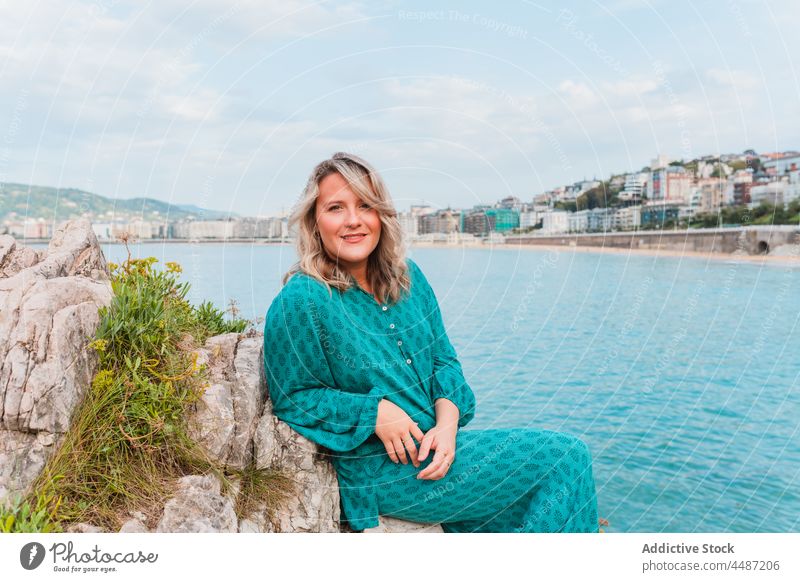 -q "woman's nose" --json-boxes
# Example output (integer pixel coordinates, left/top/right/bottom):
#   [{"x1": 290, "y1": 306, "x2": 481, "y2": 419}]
[{"x1": 345, "y1": 207, "x2": 361, "y2": 225}]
